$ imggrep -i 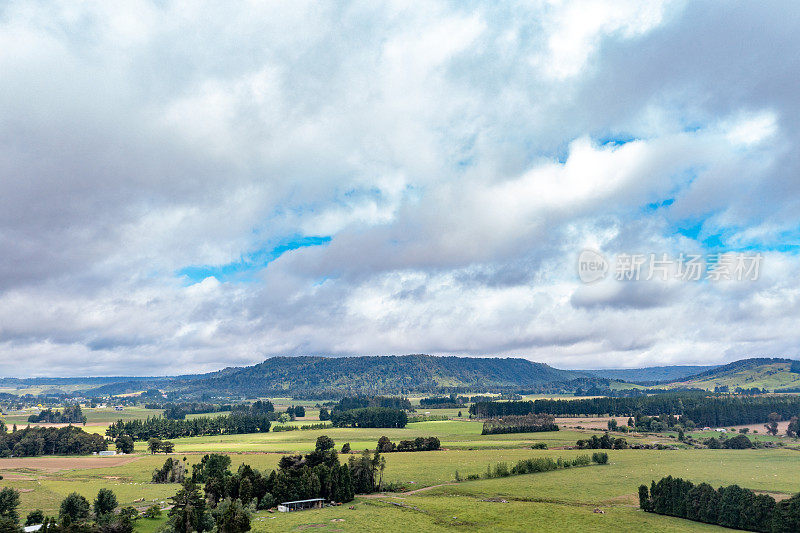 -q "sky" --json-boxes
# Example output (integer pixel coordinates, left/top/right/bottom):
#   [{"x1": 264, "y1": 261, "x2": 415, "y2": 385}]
[{"x1": 1, "y1": 1, "x2": 800, "y2": 376}]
